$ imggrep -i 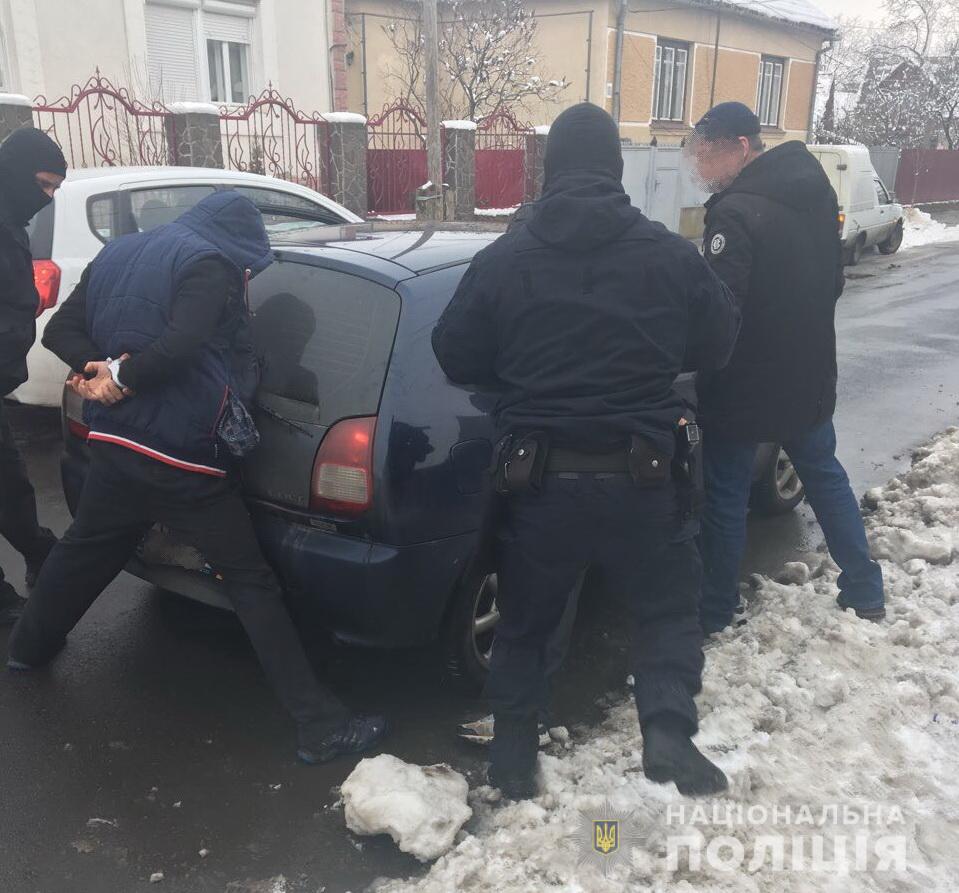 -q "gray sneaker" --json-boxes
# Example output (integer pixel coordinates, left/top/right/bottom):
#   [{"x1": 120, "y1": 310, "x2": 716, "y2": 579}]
[{"x1": 458, "y1": 714, "x2": 551, "y2": 748}]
